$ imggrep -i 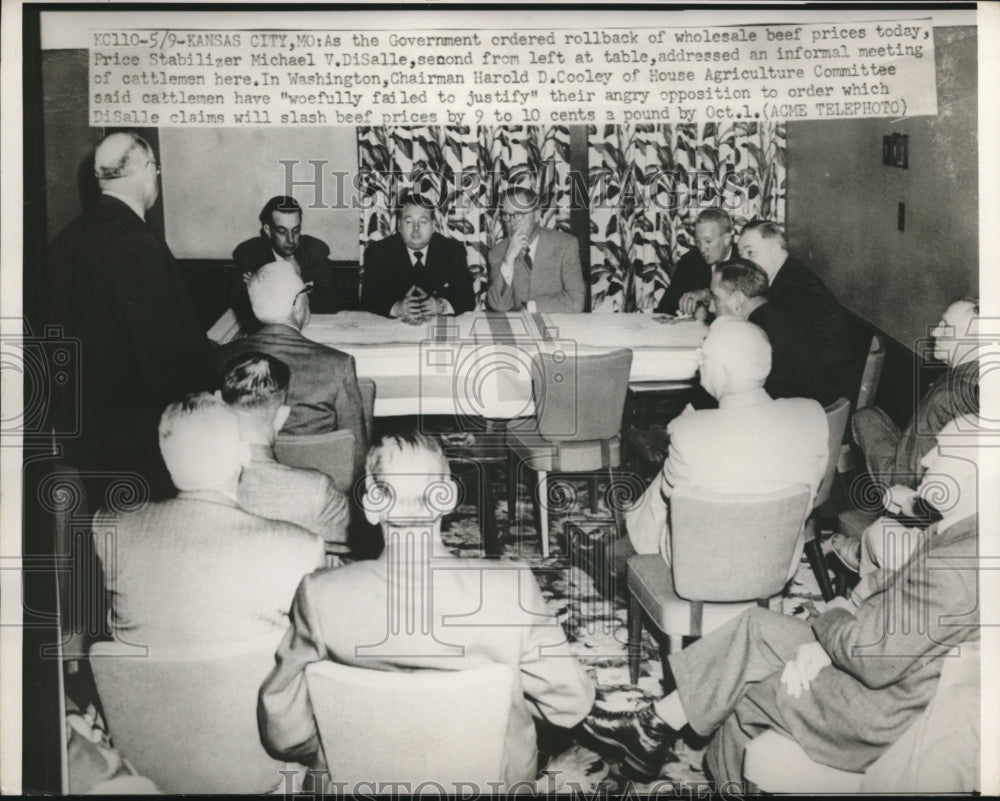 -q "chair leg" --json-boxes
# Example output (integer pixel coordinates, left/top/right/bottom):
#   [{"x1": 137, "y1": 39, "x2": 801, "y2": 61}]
[
  {"x1": 507, "y1": 451, "x2": 518, "y2": 527},
  {"x1": 658, "y1": 640, "x2": 676, "y2": 695},
  {"x1": 538, "y1": 470, "x2": 550, "y2": 558},
  {"x1": 589, "y1": 474, "x2": 600, "y2": 514},
  {"x1": 805, "y1": 537, "x2": 835, "y2": 602},
  {"x1": 480, "y1": 463, "x2": 501, "y2": 557},
  {"x1": 628, "y1": 591, "x2": 642, "y2": 685}
]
